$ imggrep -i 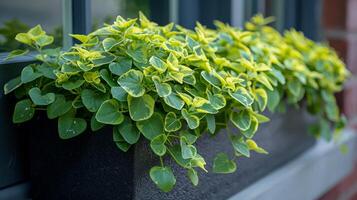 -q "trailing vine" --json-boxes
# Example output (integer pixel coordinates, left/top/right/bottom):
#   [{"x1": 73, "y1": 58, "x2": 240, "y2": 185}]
[{"x1": 4, "y1": 13, "x2": 349, "y2": 192}]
